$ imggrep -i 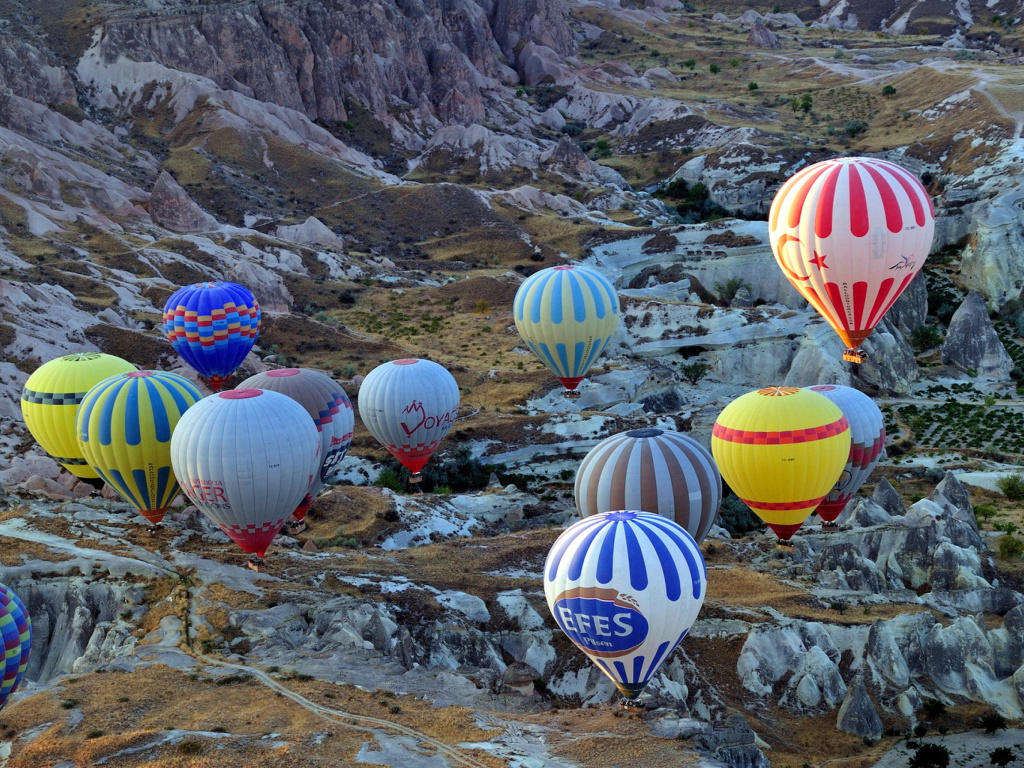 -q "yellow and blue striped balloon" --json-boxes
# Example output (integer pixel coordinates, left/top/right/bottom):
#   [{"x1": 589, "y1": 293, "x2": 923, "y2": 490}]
[
  {"x1": 513, "y1": 265, "x2": 620, "y2": 398},
  {"x1": 76, "y1": 371, "x2": 203, "y2": 524},
  {"x1": 0, "y1": 582, "x2": 30, "y2": 712},
  {"x1": 21, "y1": 353, "x2": 137, "y2": 479}
]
